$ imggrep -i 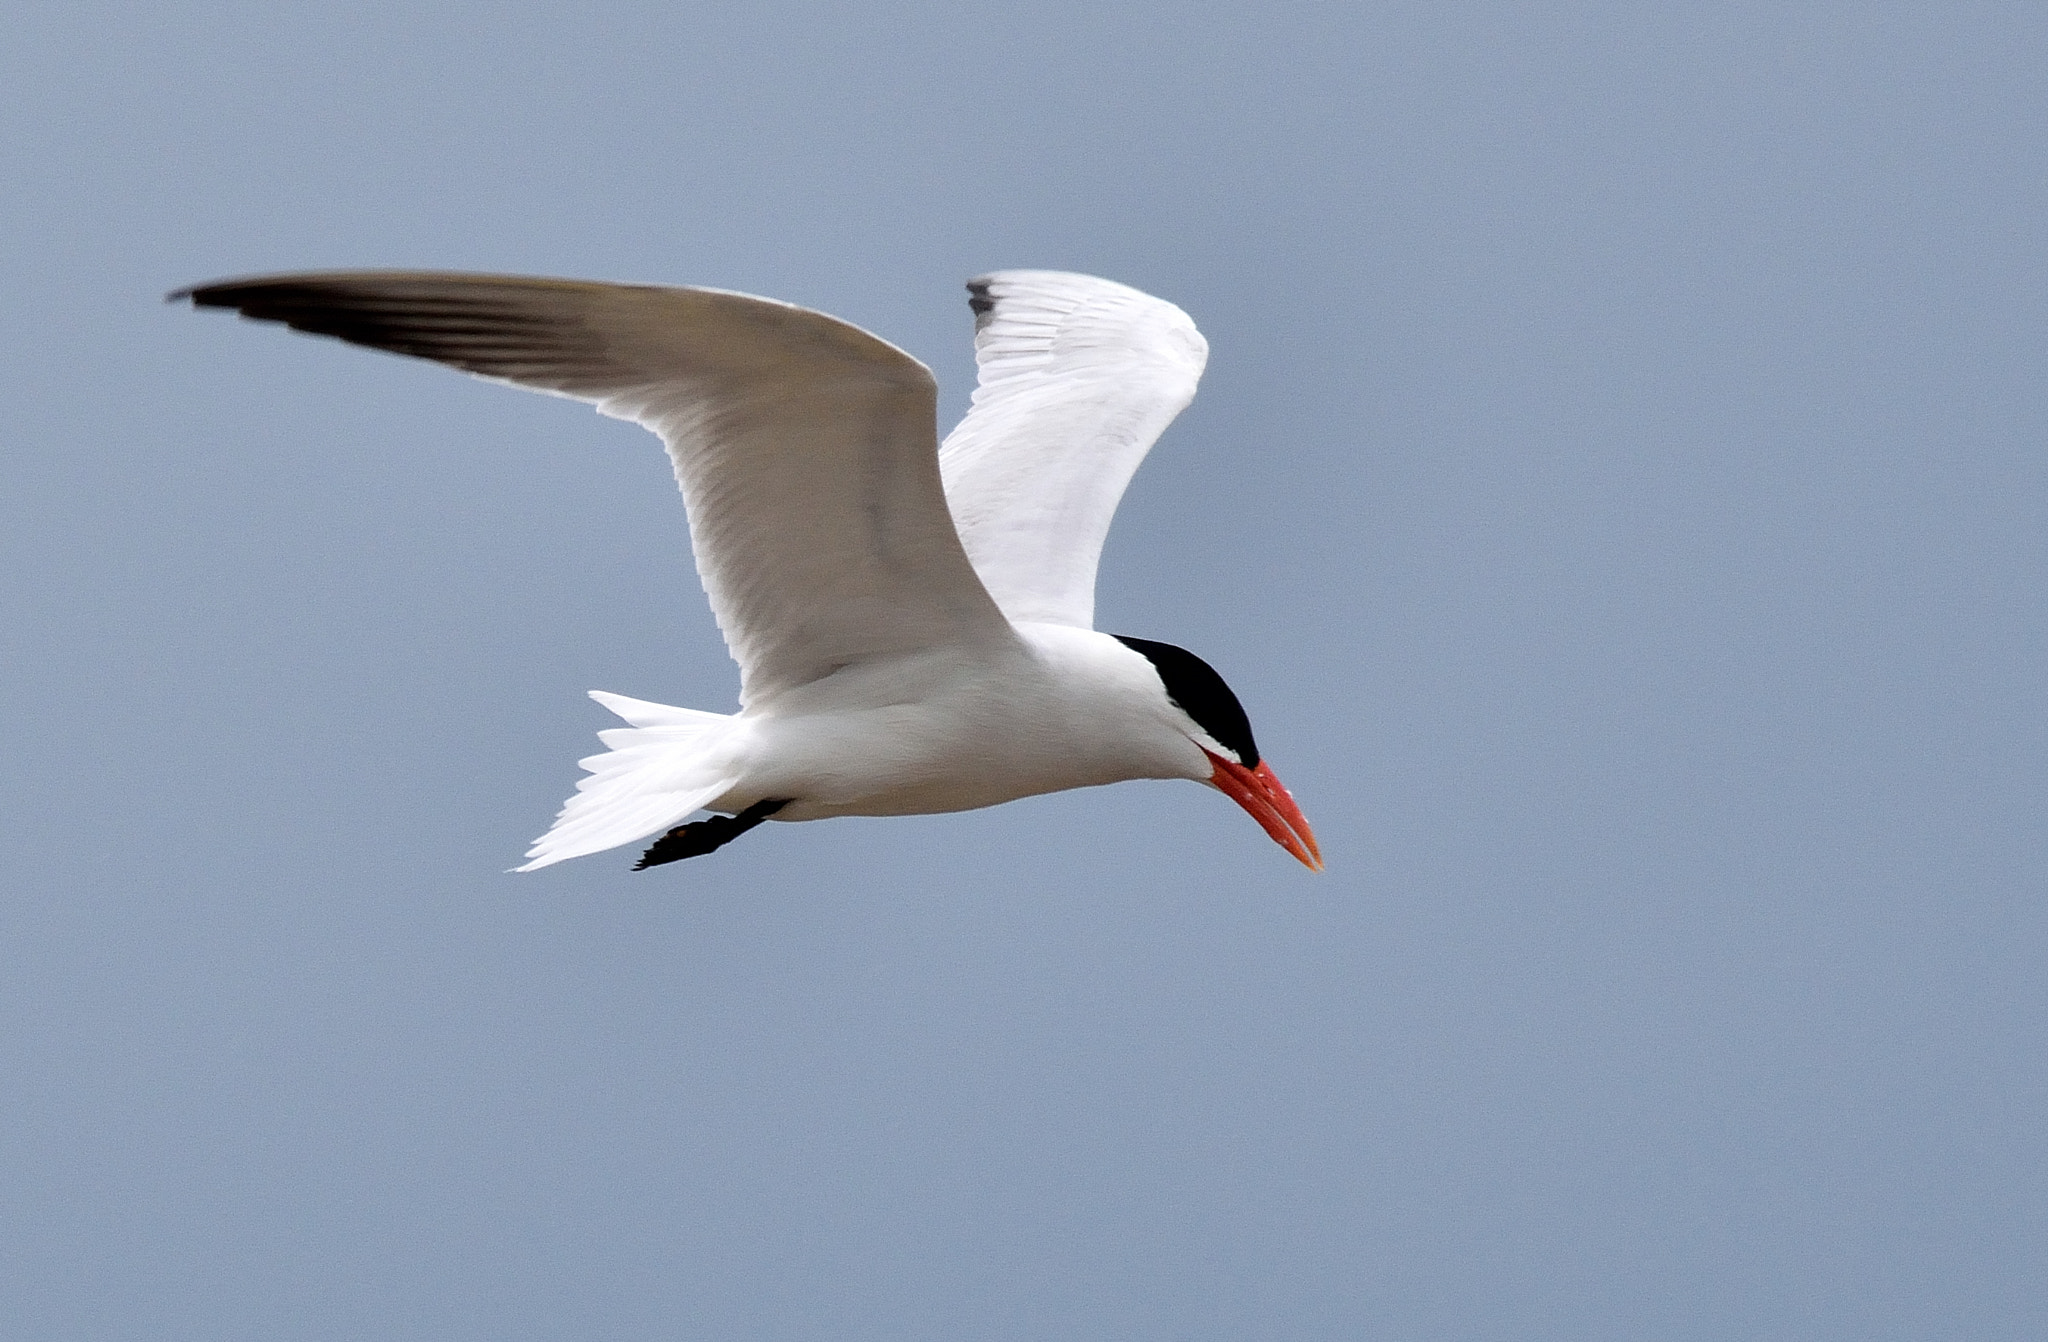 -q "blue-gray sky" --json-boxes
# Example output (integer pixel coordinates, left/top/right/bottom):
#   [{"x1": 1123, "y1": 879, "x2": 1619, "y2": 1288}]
[{"x1": 5, "y1": 2, "x2": 2043, "y2": 1338}]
